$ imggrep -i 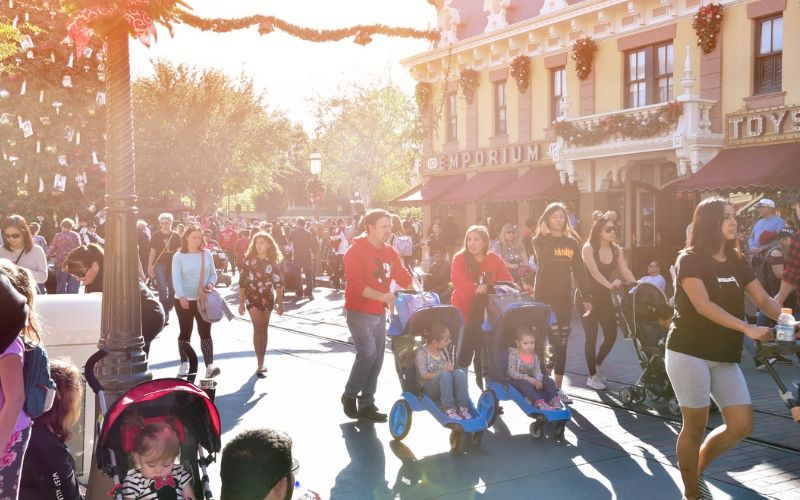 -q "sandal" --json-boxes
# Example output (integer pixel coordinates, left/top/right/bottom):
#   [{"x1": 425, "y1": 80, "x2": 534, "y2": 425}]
[
  {"x1": 445, "y1": 408, "x2": 462, "y2": 420},
  {"x1": 256, "y1": 367, "x2": 268, "y2": 378}
]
